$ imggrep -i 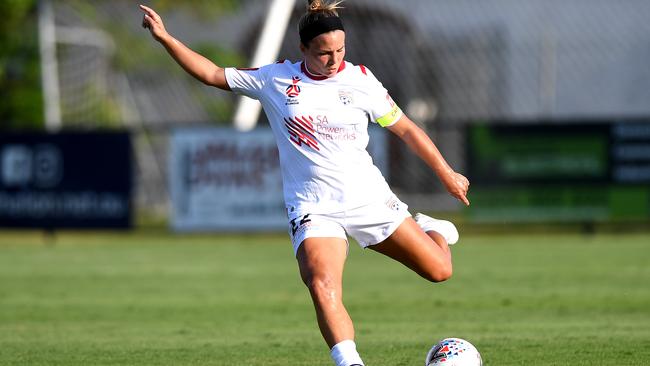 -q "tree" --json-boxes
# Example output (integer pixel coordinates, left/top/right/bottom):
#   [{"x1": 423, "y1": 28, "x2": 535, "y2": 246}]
[{"x1": 0, "y1": 0, "x2": 43, "y2": 130}]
